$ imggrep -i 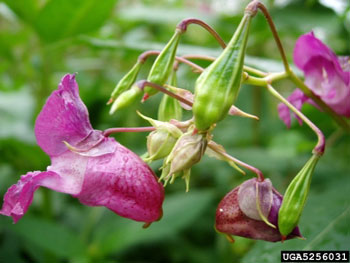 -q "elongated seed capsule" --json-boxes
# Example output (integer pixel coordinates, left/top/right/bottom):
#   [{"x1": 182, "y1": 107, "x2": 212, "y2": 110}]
[
  {"x1": 192, "y1": 11, "x2": 255, "y2": 131},
  {"x1": 278, "y1": 154, "x2": 320, "y2": 237},
  {"x1": 108, "y1": 61, "x2": 142, "y2": 104},
  {"x1": 158, "y1": 70, "x2": 182, "y2": 121},
  {"x1": 145, "y1": 29, "x2": 182, "y2": 96}
]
